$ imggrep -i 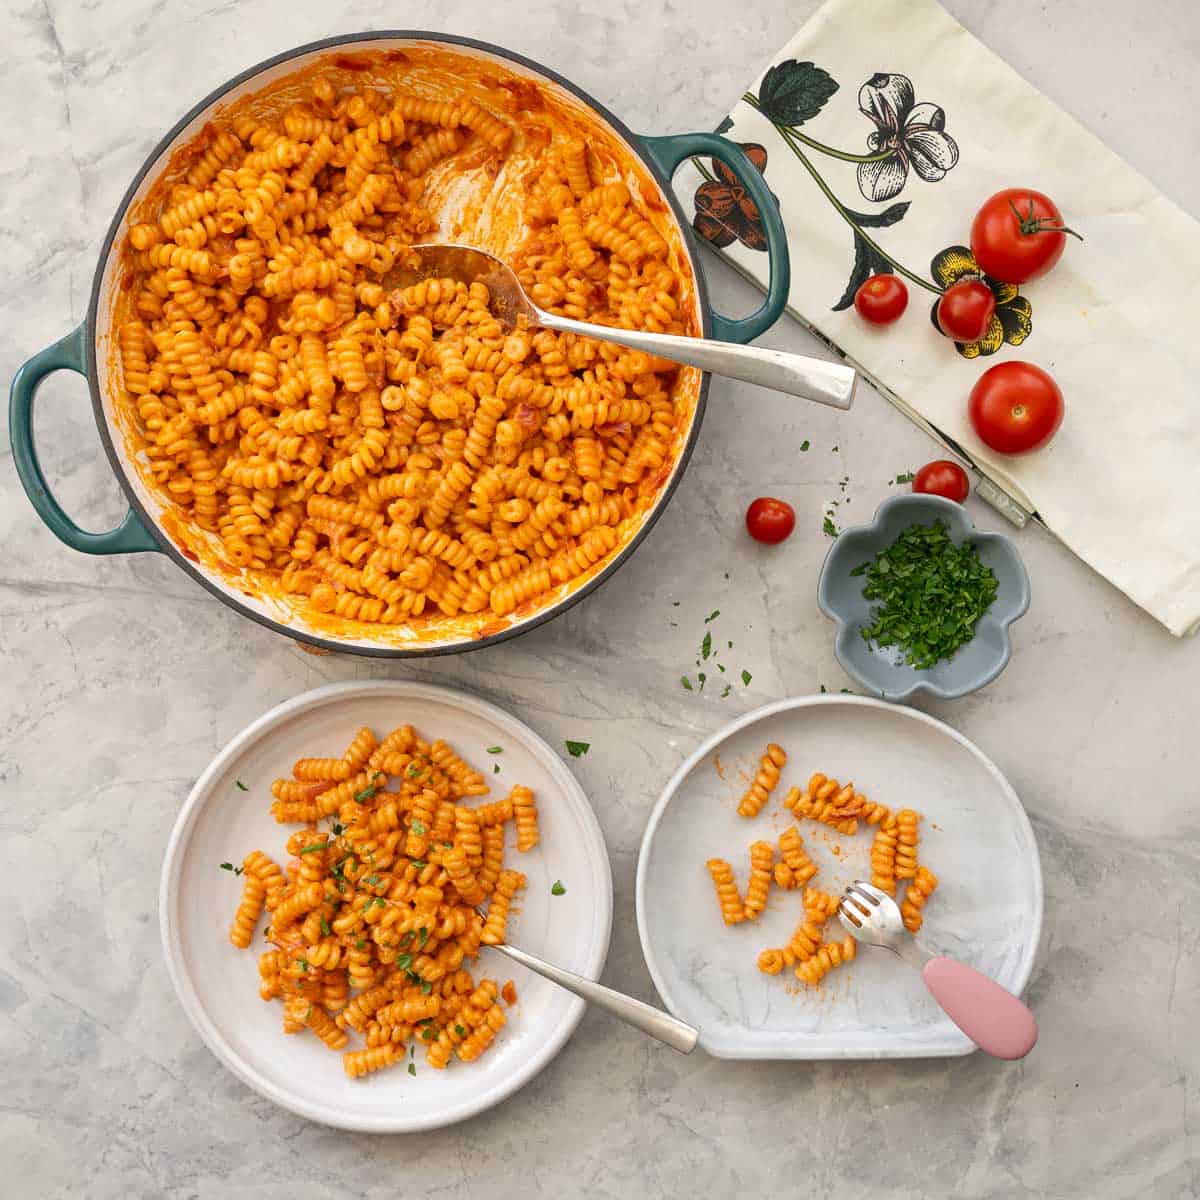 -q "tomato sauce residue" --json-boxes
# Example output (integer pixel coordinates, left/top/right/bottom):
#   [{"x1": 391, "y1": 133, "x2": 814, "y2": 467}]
[
  {"x1": 713, "y1": 753, "x2": 725, "y2": 780},
  {"x1": 105, "y1": 44, "x2": 702, "y2": 652},
  {"x1": 501, "y1": 980, "x2": 518, "y2": 1005}
]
